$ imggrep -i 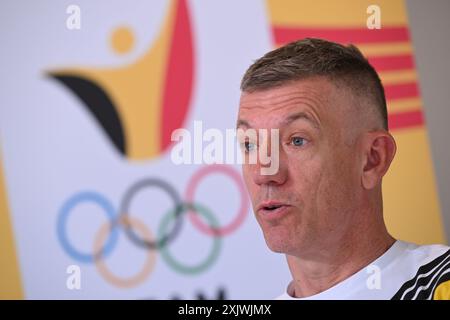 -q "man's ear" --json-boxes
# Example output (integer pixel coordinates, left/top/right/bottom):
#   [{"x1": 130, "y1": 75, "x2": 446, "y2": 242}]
[{"x1": 361, "y1": 131, "x2": 397, "y2": 190}]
